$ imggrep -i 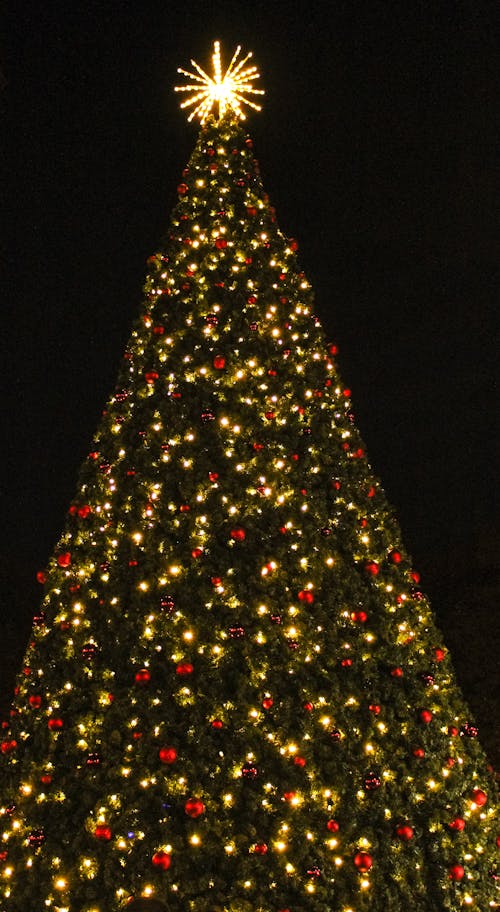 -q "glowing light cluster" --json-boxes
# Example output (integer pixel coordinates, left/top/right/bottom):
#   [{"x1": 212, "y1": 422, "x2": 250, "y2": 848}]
[{"x1": 175, "y1": 40, "x2": 264, "y2": 122}]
